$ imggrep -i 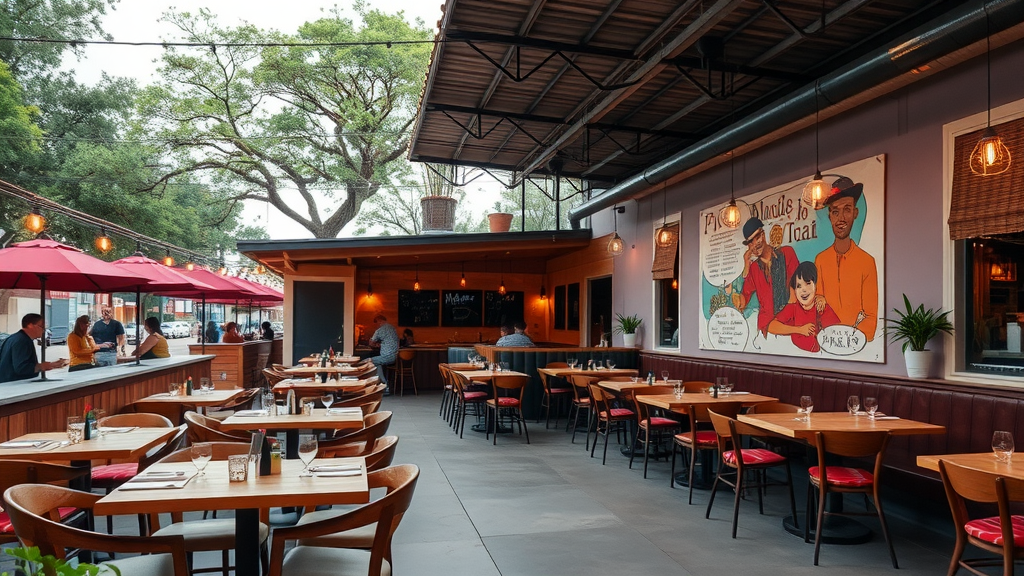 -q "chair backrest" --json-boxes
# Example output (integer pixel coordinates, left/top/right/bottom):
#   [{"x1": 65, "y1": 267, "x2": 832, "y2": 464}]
[
  {"x1": 319, "y1": 435, "x2": 399, "y2": 471},
  {"x1": 336, "y1": 389, "x2": 384, "y2": 410},
  {"x1": 683, "y1": 381, "x2": 714, "y2": 393},
  {"x1": 159, "y1": 442, "x2": 252, "y2": 463},
  {"x1": 99, "y1": 412, "x2": 174, "y2": 428},
  {"x1": 492, "y1": 375, "x2": 530, "y2": 400},
  {"x1": 263, "y1": 368, "x2": 288, "y2": 386},
  {"x1": 4, "y1": 484, "x2": 189, "y2": 574},
  {"x1": 813, "y1": 430, "x2": 890, "y2": 483},
  {"x1": 138, "y1": 425, "x2": 188, "y2": 471},
  {"x1": 218, "y1": 388, "x2": 260, "y2": 411},
  {"x1": 184, "y1": 411, "x2": 250, "y2": 443},
  {"x1": 689, "y1": 402, "x2": 743, "y2": 428},
  {"x1": 329, "y1": 411, "x2": 393, "y2": 445},
  {"x1": 122, "y1": 401, "x2": 189, "y2": 425},
  {"x1": 604, "y1": 376, "x2": 635, "y2": 382},
  {"x1": 569, "y1": 374, "x2": 596, "y2": 402},
  {"x1": 587, "y1": 384, "x2": 613, "y2": 415},
  {"x1": 0, "y1": 460, "x2": 89, "y2": 495},
  {"x1": 748, "y1": 401, "x2": 800, "y2": 414},
  {"x1": 398, "y1": 349, "x2": 416, "y2": 362},
  {"x1": 630, "y1": 385, "x2": 674, "y2": 421},
  {"x1": 255, "y1": 353, "x2": 270, "y2": 372}
]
